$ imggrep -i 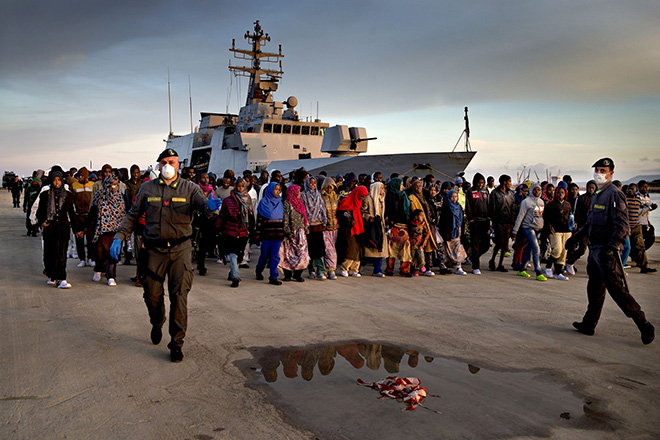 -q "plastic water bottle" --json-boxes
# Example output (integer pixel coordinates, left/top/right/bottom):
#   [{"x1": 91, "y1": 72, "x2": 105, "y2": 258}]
[{"x1": 568, "y1": 213, "x2": 575, "y2": 231}]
